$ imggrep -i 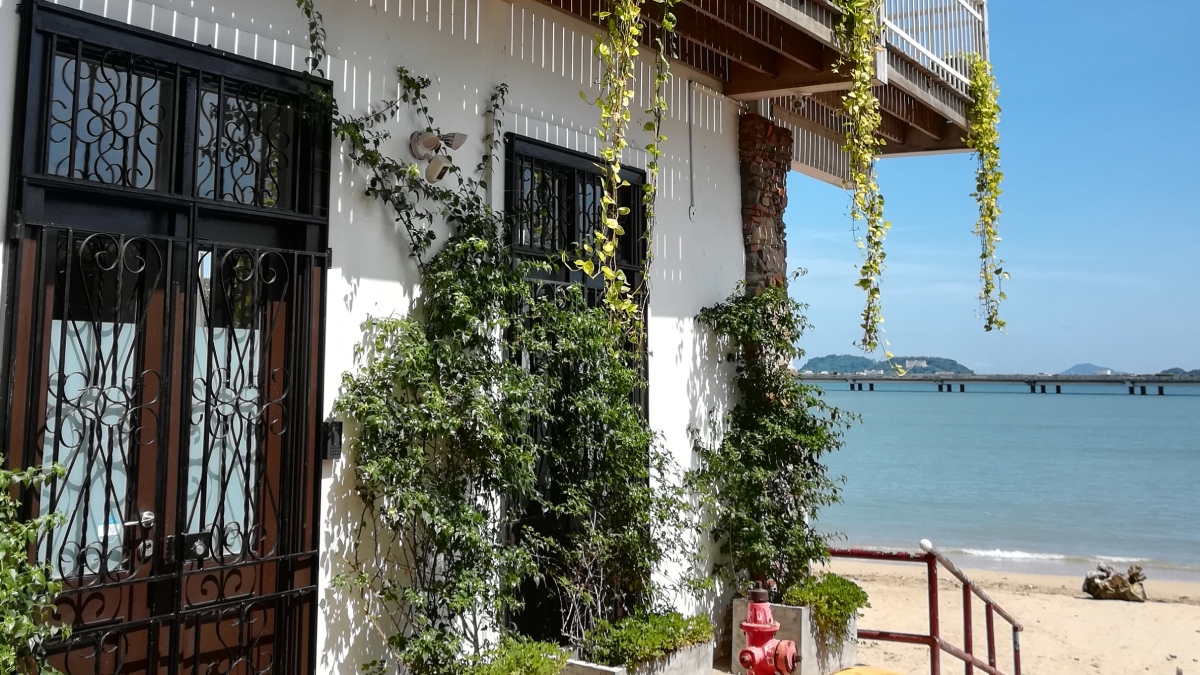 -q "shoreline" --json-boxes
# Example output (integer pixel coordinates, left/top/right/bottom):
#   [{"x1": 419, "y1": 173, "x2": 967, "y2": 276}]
[
  {"x1": 826, "y1": 539, "x2": 1200, "y2": 584},
  {"x1": 824, "y1": 559, "x2": 1200, "y2": 675}
]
